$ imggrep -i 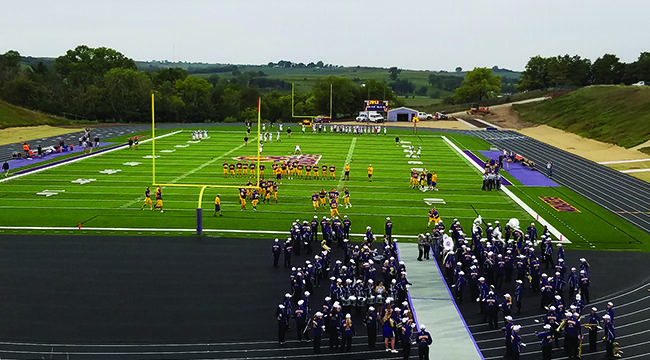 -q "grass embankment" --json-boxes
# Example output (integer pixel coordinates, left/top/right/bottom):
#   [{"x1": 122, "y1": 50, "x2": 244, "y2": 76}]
[
  {"x1": 513, "y1": 86, "x2": 650, "y2": 151},
  {"x1": 0, "y1": 100, "x2": 71, "y2": 129}
]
